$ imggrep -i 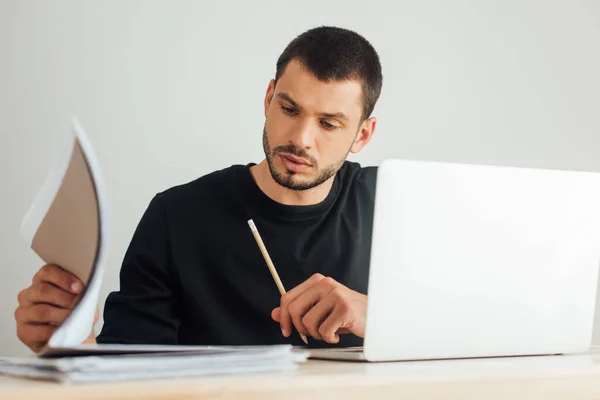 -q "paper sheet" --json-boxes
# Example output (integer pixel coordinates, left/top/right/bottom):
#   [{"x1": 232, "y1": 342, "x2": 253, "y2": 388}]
[
  {"x1": 40, "y1": 344, "x2": 303, "y2": 357},
  {"x1": 20, "y1": 116, "x2": 109, "y2": 354}
]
